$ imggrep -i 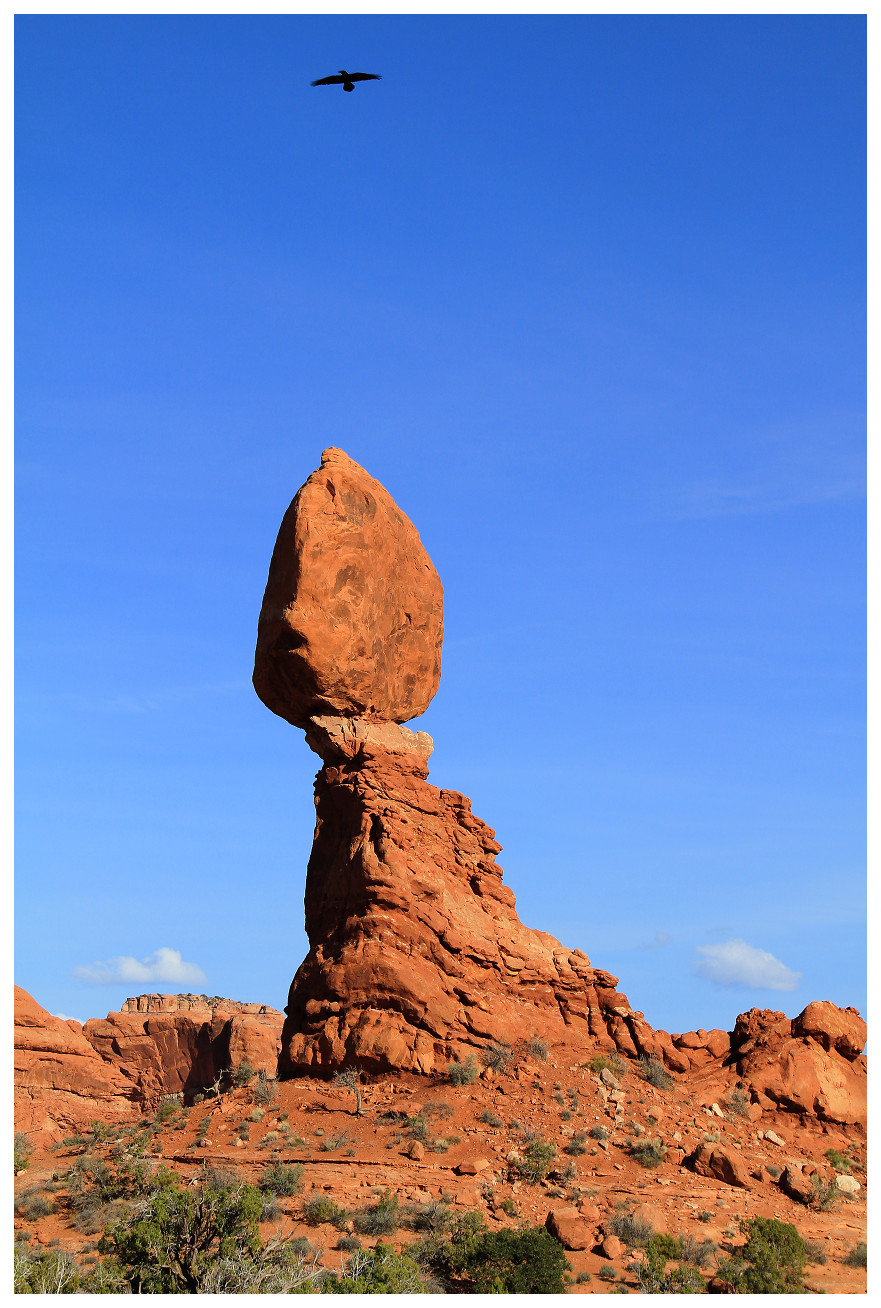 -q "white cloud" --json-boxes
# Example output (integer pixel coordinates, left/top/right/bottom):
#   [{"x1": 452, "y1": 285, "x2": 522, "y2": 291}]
[
  {"x1": 53, "y1": 1013, "x2": 82, "y2": 1024},
  {"x1": 74, "y1": 947, "x2": 206, "y2": 988},
  {"x1": 693, "y1": 939, "x2": 801, "y2": 991}
]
